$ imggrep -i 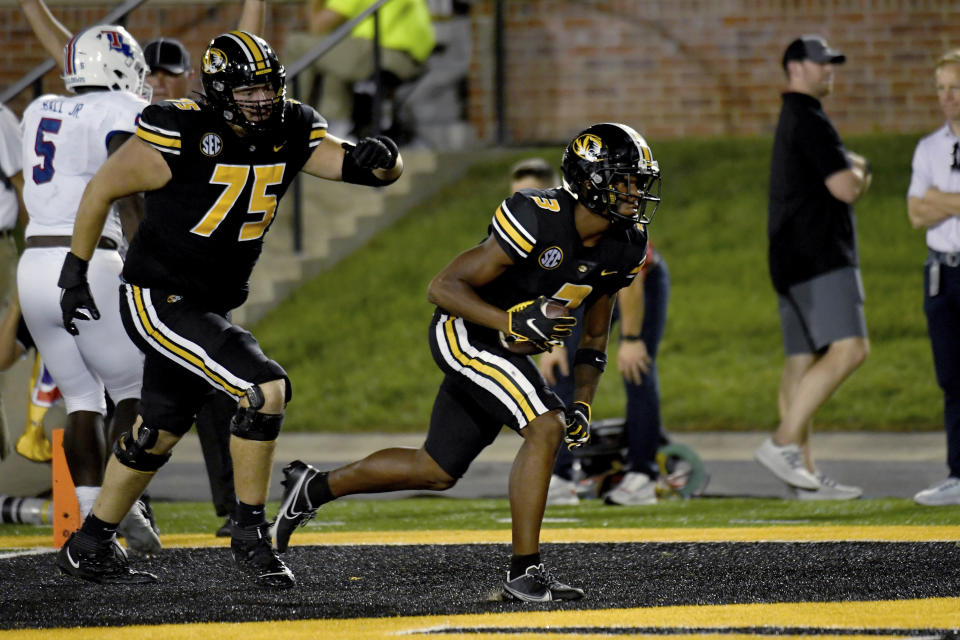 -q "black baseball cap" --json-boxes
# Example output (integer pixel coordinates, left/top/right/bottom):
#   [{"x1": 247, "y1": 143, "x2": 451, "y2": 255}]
[
  {"x1": 782, "y1": 35, "x2": 846, "y2": 70},
  {"x1": 144, "y1": 38, "x2": 191, "y2": 75}
]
